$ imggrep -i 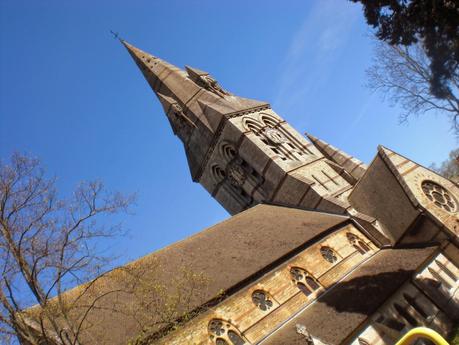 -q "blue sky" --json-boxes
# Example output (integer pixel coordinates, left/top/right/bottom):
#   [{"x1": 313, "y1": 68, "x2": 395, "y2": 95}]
[{"x1": 0, "y1": 0, "x2": 456, "y2": 267}]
